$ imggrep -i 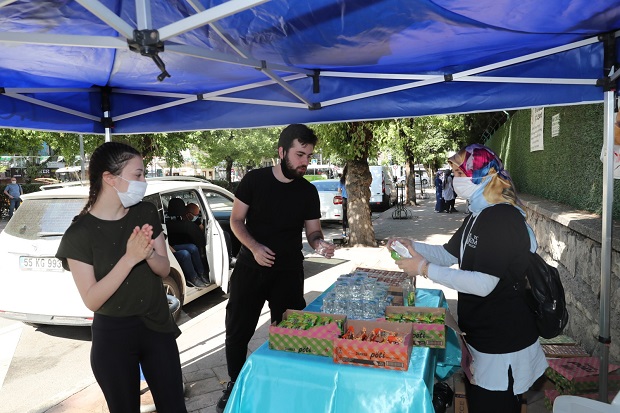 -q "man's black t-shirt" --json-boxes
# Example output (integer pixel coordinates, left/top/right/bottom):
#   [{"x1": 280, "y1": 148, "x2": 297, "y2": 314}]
[
  {"x1": 444, "y1": 204, "x2": 539, "y2": 353},
  {"x1": 235, "y1": 167, "x2": 321, "y2": 270}
]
